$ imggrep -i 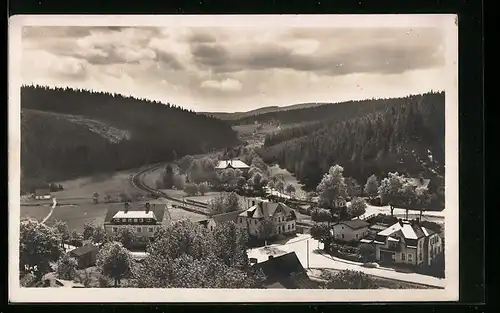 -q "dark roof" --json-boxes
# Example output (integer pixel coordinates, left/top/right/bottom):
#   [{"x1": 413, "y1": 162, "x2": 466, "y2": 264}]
[
  {"x1": 104, "y1": 202, "x2": 166, "y2": 223},
  {"x1": 254, "y1": 252, "x2": 306, "y2": 281},
  {"x1": 245, "y1": 202, "x2": 296, "y2": 219},
  {"x1": 69, "y1": 243, "x2": 98, "y2": 257},
  {"x1": 411, "y1": 224, "x2": 426, "y2": 238},
  {"x1": 198, "y1": 220, "x2": 209, "y2": 226},
  {"x1": 338, "y1": 219, "x2": 370, "y2": 230},
  {"x1": 211, "y1": 210, "x2": 246, "y2": 223}
]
